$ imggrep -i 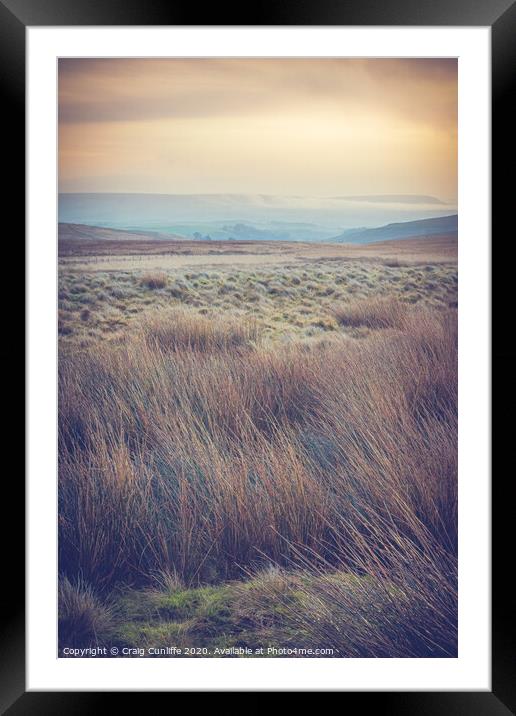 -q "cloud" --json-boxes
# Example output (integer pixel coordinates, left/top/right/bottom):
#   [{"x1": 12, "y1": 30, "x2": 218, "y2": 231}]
[
  {"x1": 59, "y1": 58, "x2": 457, "y2": 127},
  {"x1": 58, "y1": 58, "x2": 457, "y2": 200}
]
